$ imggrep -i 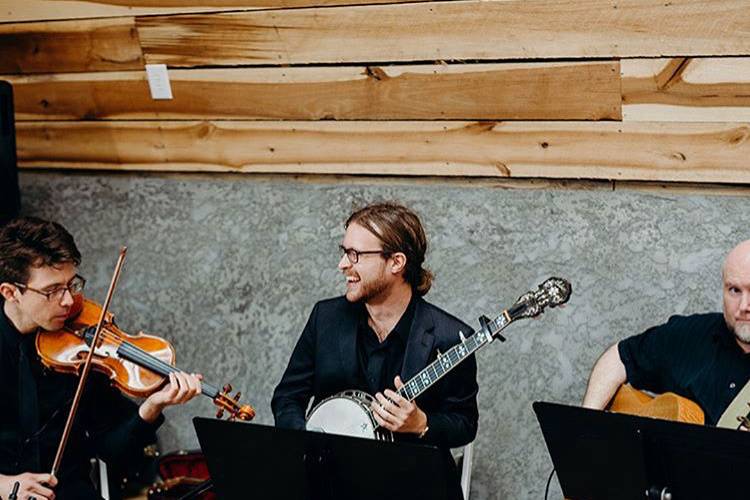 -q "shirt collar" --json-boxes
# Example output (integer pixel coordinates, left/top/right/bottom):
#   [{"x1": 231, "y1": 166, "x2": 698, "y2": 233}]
[
  {"x1": 390, "y1": 293, "x2": 417, "y2": 344},
  {"x1": 712, "y1": 316, "x2": 750, "y2": 354},
  {"x1": 0, "y1": 300, "x2": 35, "y2": 352},
  {"x1": 0, "y1": 301, "x2": 19, "y2": 348},
  {"x1": 357, "y1": 292, "x2": 418, "y2": 344}
]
